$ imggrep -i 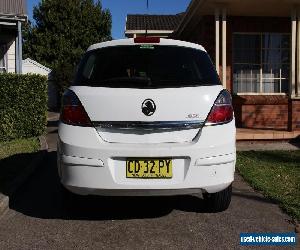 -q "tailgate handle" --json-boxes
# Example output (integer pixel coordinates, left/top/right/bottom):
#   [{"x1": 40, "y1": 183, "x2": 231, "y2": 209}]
[{"x1": 93, "y1": 120, "x2": 204, "y2": 131}]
